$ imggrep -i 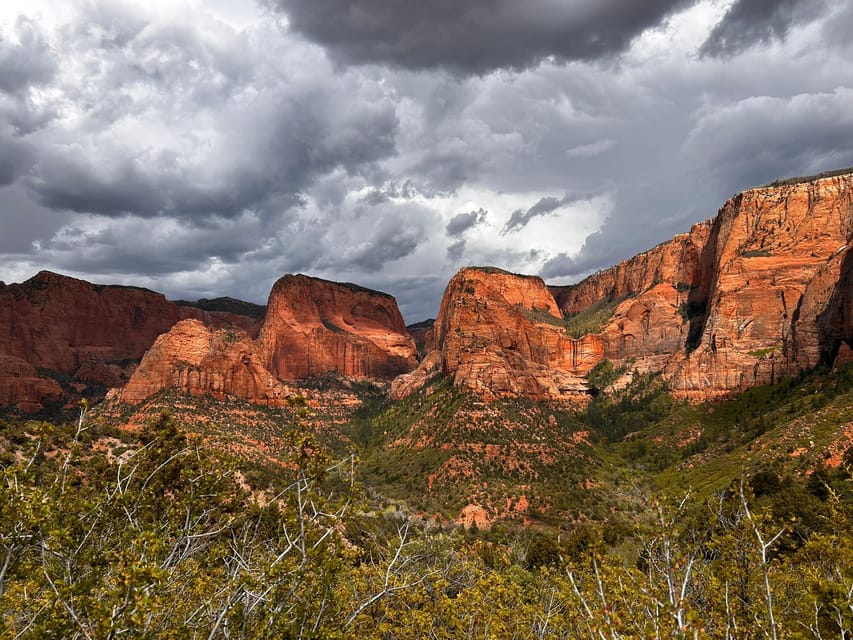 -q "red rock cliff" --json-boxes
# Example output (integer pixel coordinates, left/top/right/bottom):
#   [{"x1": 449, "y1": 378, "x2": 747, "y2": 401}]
[
  {"x1": 396, "y1": 171, "x2": 853, "y2": 403},
  {"x1": 258, "y1": 275, "x2": 417, "y2": 381},
  {"x1": 115, "y1": 320, "x2": 292, "y2": 406},
  {"x1": 550, "y1": 221, "x2": 712, "y2": 315},
  {"x1": 0, "y1": 271, "x2": 258, "y2": 411},
  {"x1": 666, "y1": 173, "x2": 853, "y2": 398},
  {"x1": 393, "y1": 268, "x2": 602, "y2": 402},
  {"x1": 112, "y1": 275, "x2": 417, "y2": 406}
]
